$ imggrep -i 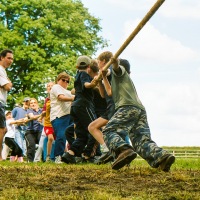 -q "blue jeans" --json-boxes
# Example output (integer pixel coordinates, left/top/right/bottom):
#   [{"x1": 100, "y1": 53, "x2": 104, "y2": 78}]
[
  {"x1": 51, "y1": 115, "x2": 71, "y2": 157},
  {"x1": 14, "y1": 129, "x2": 27, "y2": 156}
]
